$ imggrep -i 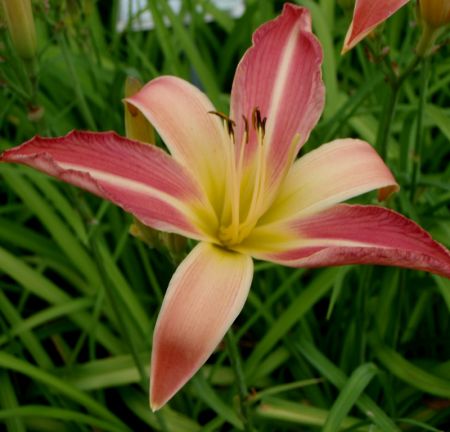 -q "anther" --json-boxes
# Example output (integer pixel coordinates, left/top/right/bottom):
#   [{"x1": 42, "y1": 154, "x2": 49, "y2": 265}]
[
  {"x1": 251, "y1": 107, "x2": 259, "y2": 130},
  {"x1": 242, "y1": 115, "x2": 249, "y2": 143},
  {"x1": 260, "y1": 117, "x2": 266, "y2": 137},
  {"x1": 251, "y1": 107, "x2": 266, "y2": 138},
  {"x1": 209, "y1": 110, "x2": 236, "y2": 138}
]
